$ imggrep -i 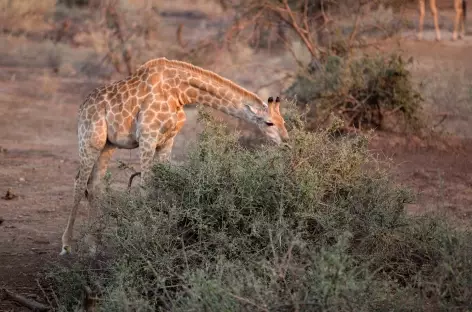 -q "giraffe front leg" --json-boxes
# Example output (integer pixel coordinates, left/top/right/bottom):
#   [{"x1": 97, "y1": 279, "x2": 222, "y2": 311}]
[
  {"x1": 418, "y1": 0, "x2": 426, "y2": 40},
  {"x1": 155, "y1": 137, "x2": 175, "y2": 163},
  {"x1": 138, "y1": 138, "x2": 176, "y2": 197},
  {"x1": 460, "y1": 15, "x2": 466, "y2": 39},
  {"x1": 430, "y1": 0, "x2": 441, "y2": 41},
  {"x1": 453, "y1": 0, "x2": 465, "y2": 40},
  {"x1": 134, "y1": 138, "x2": 176, "y2": 198},
  {"x1": 138, "y1": 135, "x2": 158, "y2": 198}
]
